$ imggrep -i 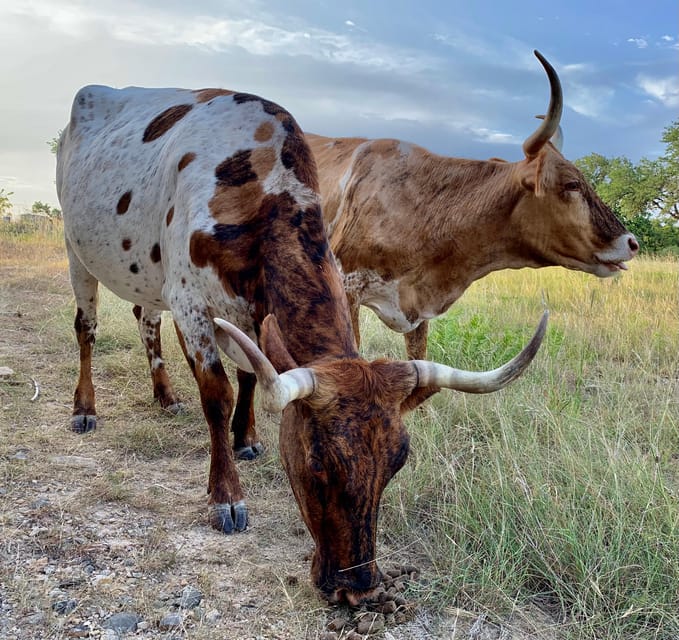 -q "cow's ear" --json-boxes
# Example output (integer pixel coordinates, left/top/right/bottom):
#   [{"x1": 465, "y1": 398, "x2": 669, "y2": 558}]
[
  {"x1": 520, "y1": 153, "x2": 552, "y2": 197},
  {"x1": 260, "y1": 314, "x2": 298, "y2": 373}
]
